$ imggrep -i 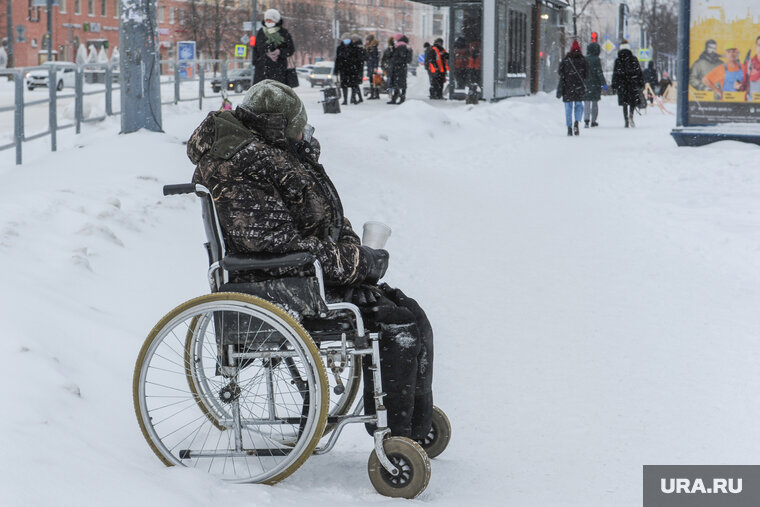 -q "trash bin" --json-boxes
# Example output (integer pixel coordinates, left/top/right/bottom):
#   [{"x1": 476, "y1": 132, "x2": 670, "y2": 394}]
[{"x1": 320, "y1": 87, "x2": 341, "y2": 114}]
